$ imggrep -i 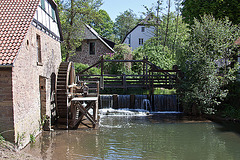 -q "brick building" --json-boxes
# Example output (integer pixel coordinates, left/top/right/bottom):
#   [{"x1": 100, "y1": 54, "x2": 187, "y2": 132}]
[
  {"x1": 0, "y1": 0, "x2": 62, "y2": 148},
  {"x1": 70, "y1": 24, "x2": 115, "y2": 66}
]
